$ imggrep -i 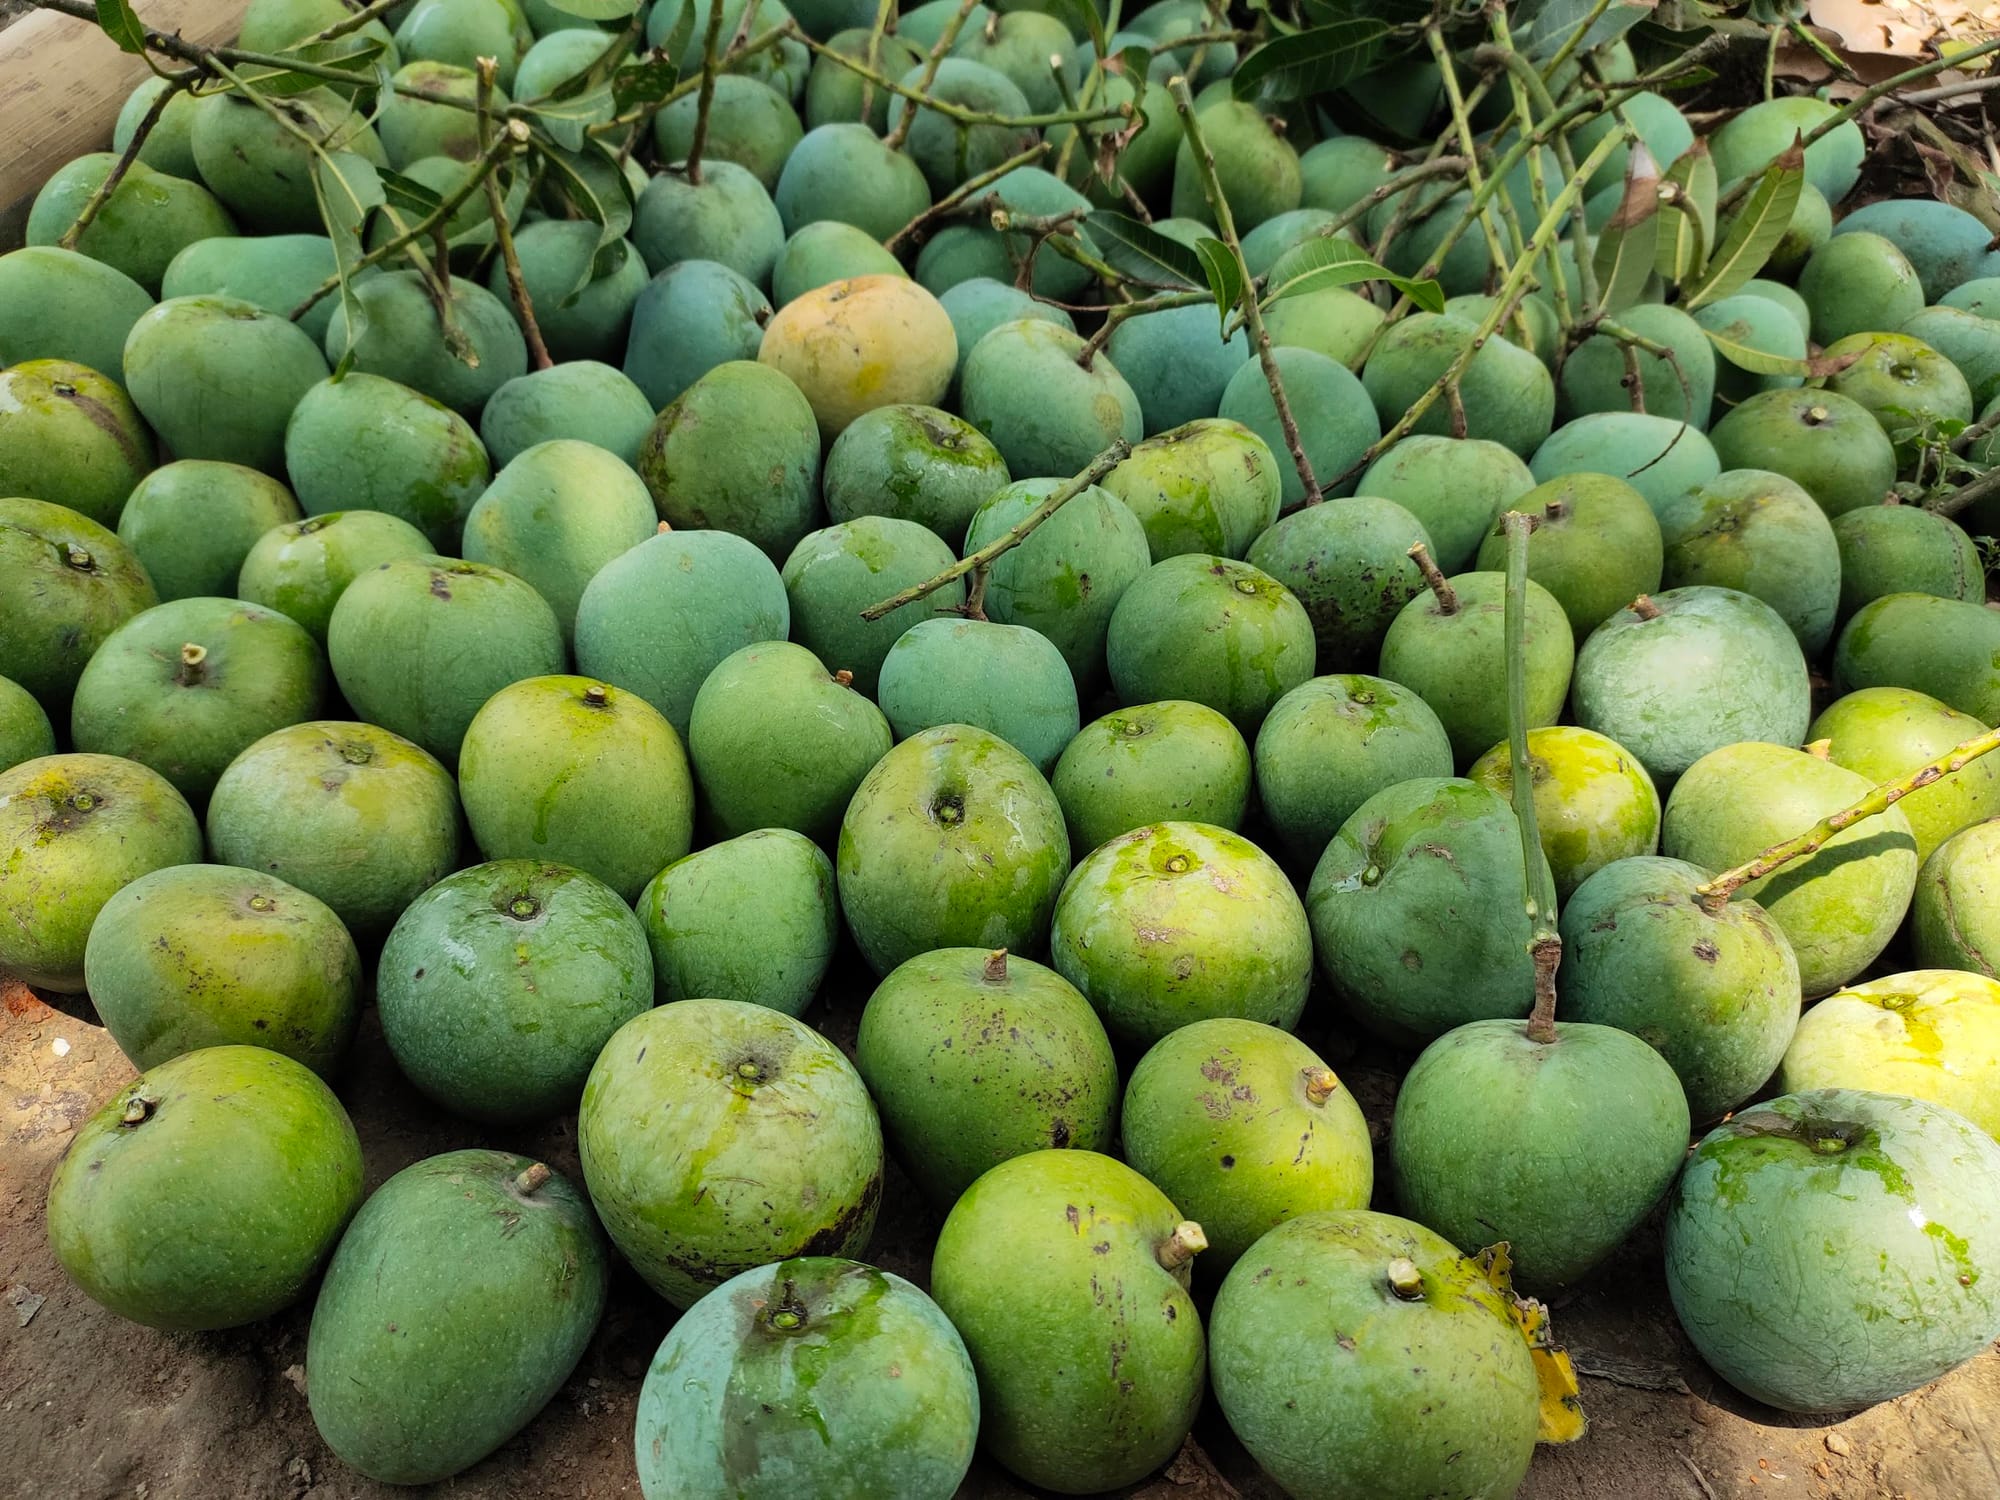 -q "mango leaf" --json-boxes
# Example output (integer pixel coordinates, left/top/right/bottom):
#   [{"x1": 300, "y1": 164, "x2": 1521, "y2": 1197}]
[
  {"x1": 1516, "y1": 0, "x2": 1656, "y2": 63},
  {"x1": 613, "y1": 53, "x2": 682, "y2": 115},
  {"x1": 1261, "y1": 234, "x2": 1446, "y2": 314},
  {"x1": 1592, "y1": 142, "x2": 1661, "y2": 316},
  {"x1": 527, "y1": 91, "x2": 609, "y2": 152},
  {"x1": 1702, "y1": 327, "x2": 1859, "y2": 379},
  {"x1": 376, "y1": 167, "x2": 446, "y2": 221},
  {"x1": 1476, "y1": 1244, "x2": 1588, "y2": 1445},
  {"x1": 94, "y1": 0, "x2": 147, "y2": 54},
  {"x1": 311, "y1": 151, "x2": 387, "y2": 378},
  {"x1": 1194, "y1": 237, "x2": 1244, "y2": 337},
  {"x1": 1232, "y1": 19, "x2": 1393, "y2": 103},
  {"x1": 1655, "y1": 139, "x2": 1715, "y2": 282},
  {"x1": 236, "y1": 37, "x2": 390, "y2": 98},
  {"x1": 1047, "y1": 0, "x2": 1108, "y2": 58},
  {"x1": 538, "y1": 140, "x2": 635, "y2": 249},
  {"x1": 547, "y1": 0, "x2": 643, "y2": 16},
  {"x1": 1680, "y1": 136, "x2": 1804, "y2": 310},
  {"x1": 1090, "y1": 212, "x2": 1205, "y2": 290}
]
